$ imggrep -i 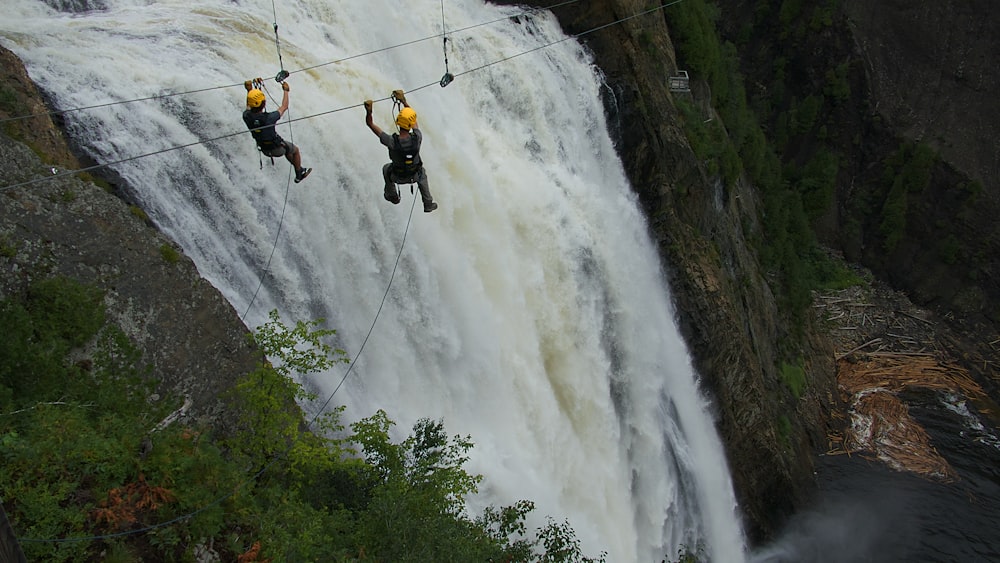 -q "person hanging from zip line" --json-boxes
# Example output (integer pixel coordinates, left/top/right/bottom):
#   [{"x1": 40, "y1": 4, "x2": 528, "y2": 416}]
[
  {"x1": 243, "y1": 77, "x2": 312, "y2": 183},
  {"x1": 364, "y1": 90, "x2": 438, "y2": 212}
]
